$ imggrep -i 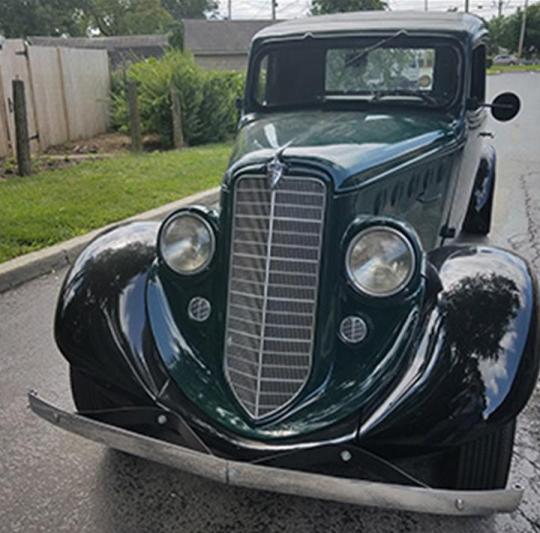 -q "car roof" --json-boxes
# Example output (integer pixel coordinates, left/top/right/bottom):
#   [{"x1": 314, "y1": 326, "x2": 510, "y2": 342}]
[{"x1": 253, "y1": 11, "x2": 486, "y2": 43}]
